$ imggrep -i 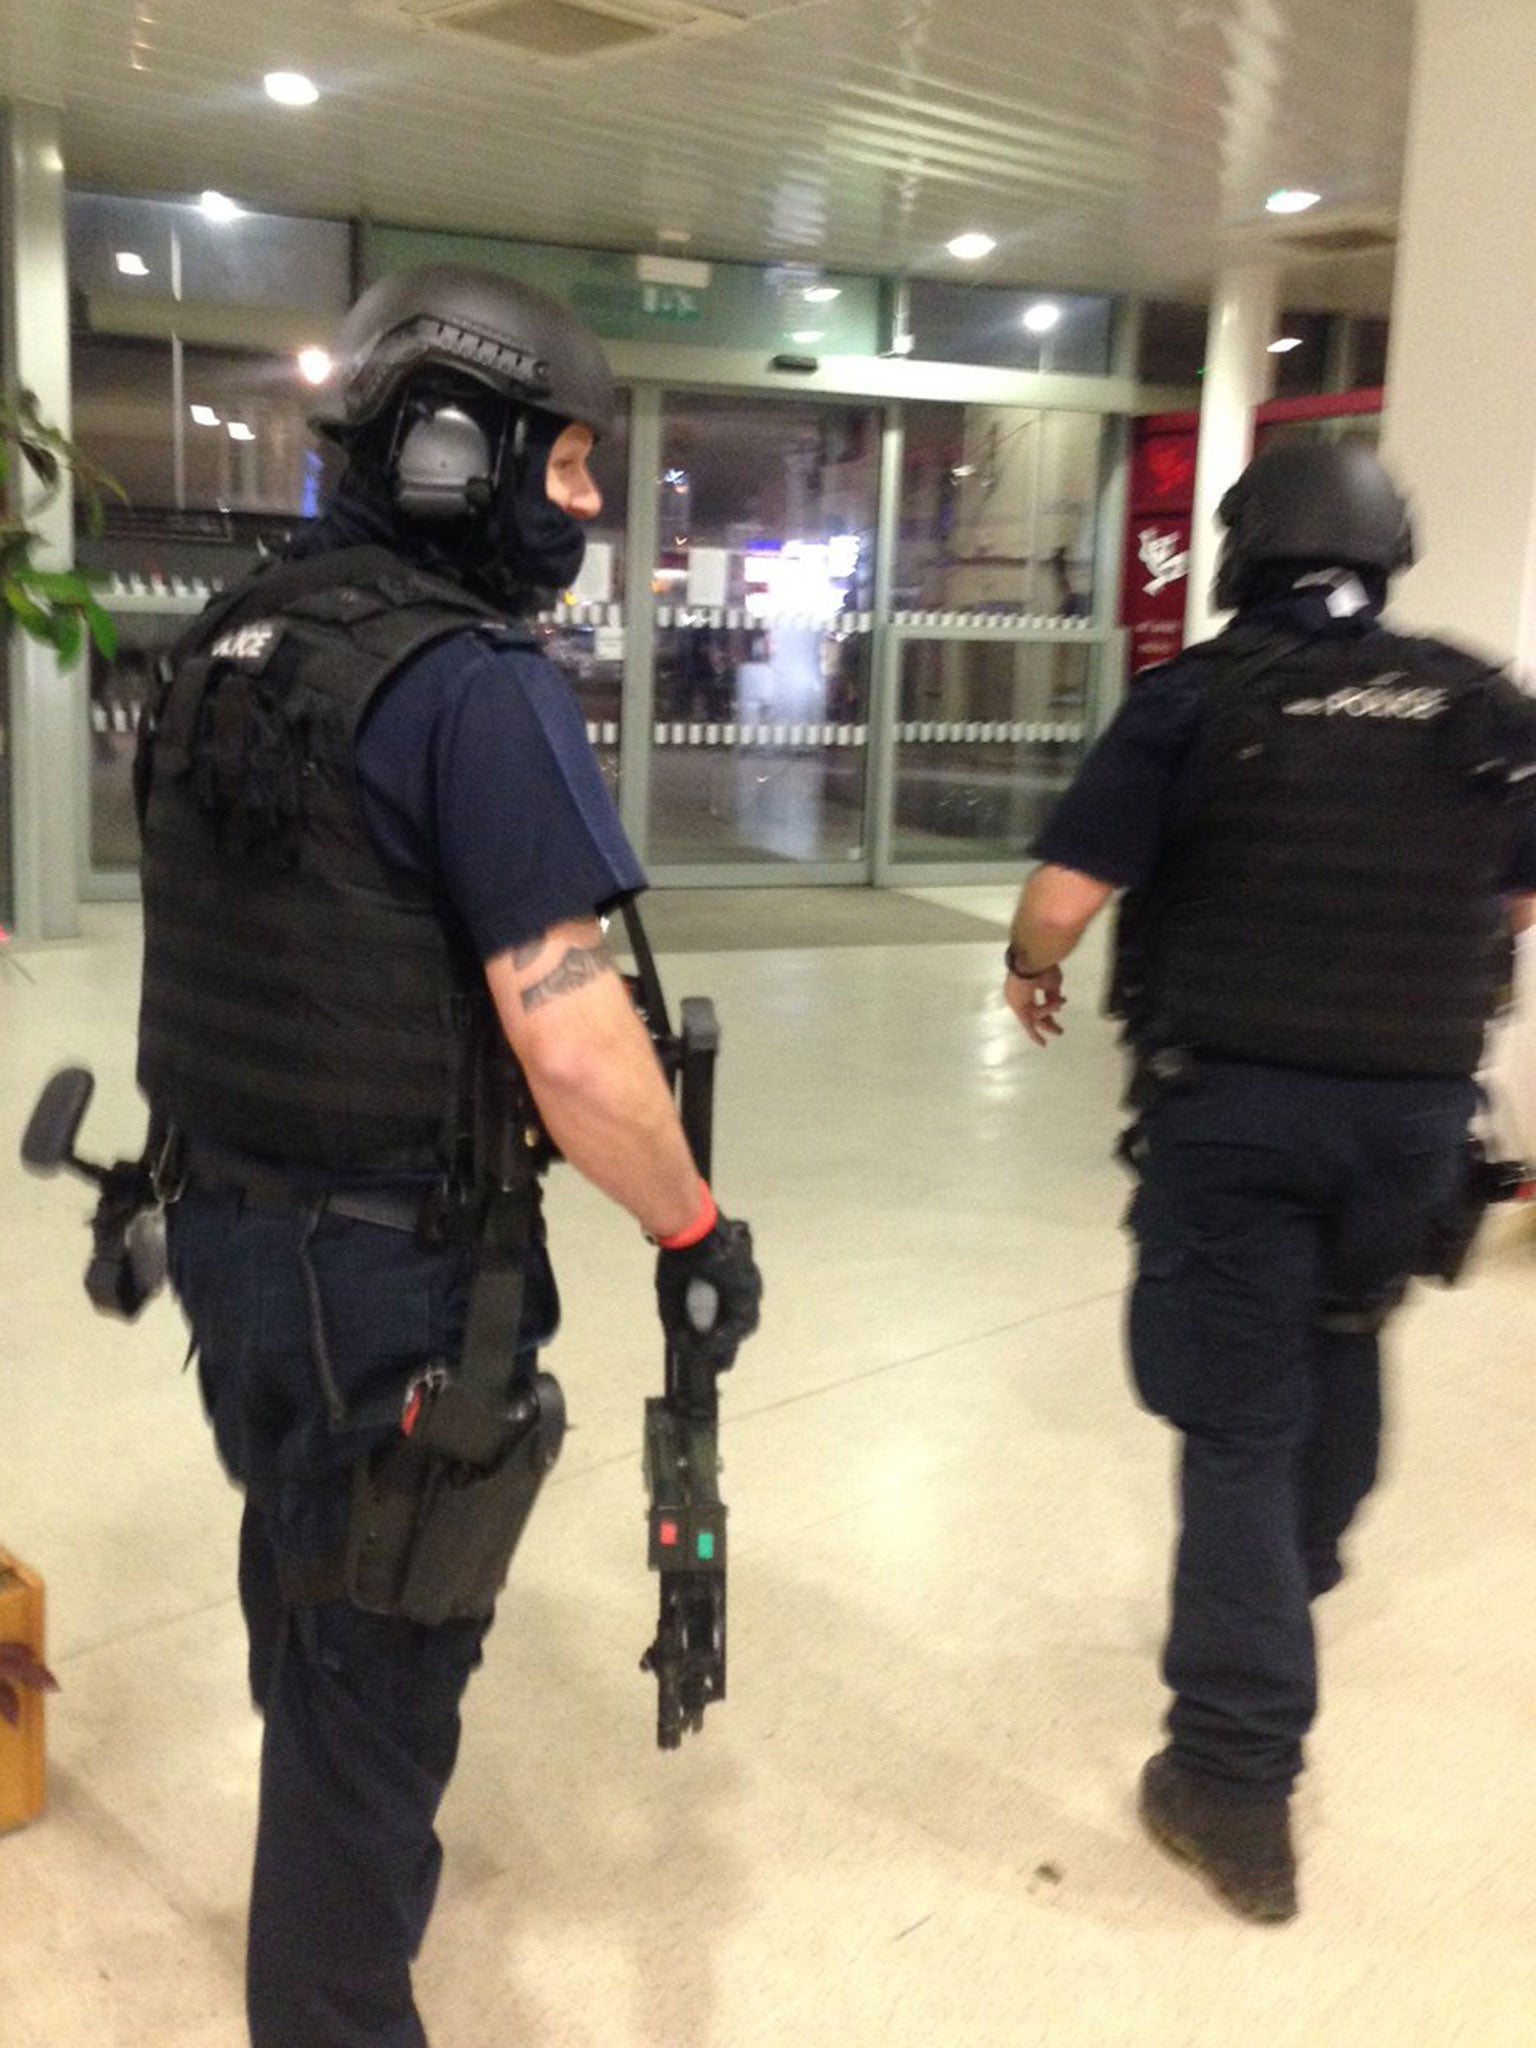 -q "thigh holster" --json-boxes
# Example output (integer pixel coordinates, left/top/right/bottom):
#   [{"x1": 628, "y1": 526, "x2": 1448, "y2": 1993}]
[{"x1": 344, "y1": 1369, "x2": 566, "y2": 1625}]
